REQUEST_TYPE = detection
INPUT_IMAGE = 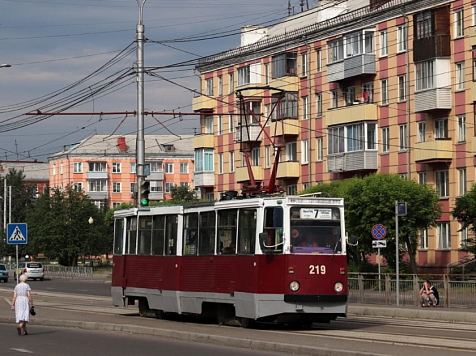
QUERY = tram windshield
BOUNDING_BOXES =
[290,207,342,254]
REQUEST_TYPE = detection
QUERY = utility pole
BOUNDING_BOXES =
[136,0,147,208]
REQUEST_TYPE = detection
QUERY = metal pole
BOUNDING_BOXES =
[136,0,147,207]
[395,200,399,306]
[378,248,381,292]
[3,179,6,230]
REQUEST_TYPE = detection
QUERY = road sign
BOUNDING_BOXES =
[372,224,386,239]
[7,223,28,245]
[397,202,407,216]
[372,240,387,248]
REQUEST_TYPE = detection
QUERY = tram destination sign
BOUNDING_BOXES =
[300,208,332,219]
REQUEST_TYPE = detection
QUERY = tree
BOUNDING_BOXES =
[26,185,108,266]
[452,184,476,254]
[302,174,442,272]
[170,185,197,202]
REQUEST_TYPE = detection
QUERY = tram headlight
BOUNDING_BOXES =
[289,281,300,292]
[334,282,343,293]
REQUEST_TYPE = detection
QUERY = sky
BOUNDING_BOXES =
[0,0,319,163]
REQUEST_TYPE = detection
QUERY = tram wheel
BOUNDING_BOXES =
[217,306,227,325]
[240,317,255,328]
[155,309,165,319]
[138,299,149,317]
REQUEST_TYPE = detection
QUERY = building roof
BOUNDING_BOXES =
[48,134,195,160]
[0,161,49,182]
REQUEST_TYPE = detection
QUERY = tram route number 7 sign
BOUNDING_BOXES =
[371,224,386,240]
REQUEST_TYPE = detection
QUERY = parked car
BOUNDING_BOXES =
[14,262,45,281]
[0,264,8,283]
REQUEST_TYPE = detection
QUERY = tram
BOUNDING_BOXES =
[111,193,356,327]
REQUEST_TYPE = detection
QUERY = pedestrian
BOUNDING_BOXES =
[419,280,439,307]
[11,274,34,335]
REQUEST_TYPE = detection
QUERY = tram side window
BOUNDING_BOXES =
[199,211,215,255]
[183,213,198,256]
[126,217,137,255]
[138,216,152,255]
[238,209,256,254]
[263,207,283,252]
[113,218,124,255]
[165,215,178,255]
[152,215,165,255]
[217,209,237,255]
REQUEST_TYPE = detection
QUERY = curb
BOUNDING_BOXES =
[0,316,380,356]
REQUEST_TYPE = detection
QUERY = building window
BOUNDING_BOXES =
[437,222,450,249]
[302,182,310,190]
[328,38,343,63]
[237,65,250,86]
[113,182,121,193]
[287,185,297,195]
[397,25,407,52]
[264,63,269,85]
[316,93,322,117]
[218,75,223,96]
[418,122,426,143]
[434,118,448,139]
[344,86,355,106]
[420,230,428,250]
[113,202,122,208]
[112,162,121,173]
[180,163,189,174]
[302,96,308,120]
[73,182,83,192]
[229,114,234,133]
[455,9,464,38]
[316,48,322,72]
[217,115,223,135]
[456,62,465,90]
[93,201,106,210]
[89,162,106,172]
[59,163,63,175]
[458,168,467,196]
[251,147,260,166]
[399,124,407,150]
[165,182,174,193]
[301,140,308,164]
[271,52,297,78]
[379,30,388,57]
[416,11,432,39]
[473,5,476,26]
[416,60,434,91]
[317,137,323,161]
[195,149,214,172]
[150,181,163,192]
[382,127,389,153]
[362,82,374,103]
[473,47,476,81]
[204,116,214,134]
[230,151,235,172]
[328,126,345,154]
[458,115,466,142]
[205,78,213,96]
[285,142,297,161]
[130,182,137,194]
[347,123,364,152]
[149,162,162,172]
[264,146,270,168]
[301,52,307,76]
[165,163,174,174]
[400,173,407,180]
[418,172,426,185]
[52,165,56,176]
[218,153,224,174]
[73,162,82,173]
[331,90,338,108]
[380,79,388,105]
[435,170,449,198]
[229,73,234,94]
[88,180,106,192]
[180,182,189,188]
[130,163,136,173]
[460,223,468,248]
[398,75,406,101]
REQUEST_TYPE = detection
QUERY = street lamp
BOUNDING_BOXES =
[87,217,93,266]
[0,64,11,68]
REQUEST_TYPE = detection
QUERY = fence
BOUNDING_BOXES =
[44,265,94,280]
[348,273,476,309]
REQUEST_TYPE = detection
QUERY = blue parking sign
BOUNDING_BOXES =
[7,223,28,244]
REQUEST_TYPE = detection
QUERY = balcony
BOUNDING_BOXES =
[470,136,476,155]
[235,124,263,142]
[413,35,450,62]
[327,60,344,82]
[146,172,164,181]
[471,82,476,103]
[193,134,214,149]
[327,151,378,173]
[87,171,107,179]
[87,191,108,200]
[149,192,164,200]
[414,88,452,113]
[270,118,299,136]
[326,103,378,126]
[194,171,215,187]
[327,54,376,83]
[192,95,215,111]
[276,161,300,179]
[414,140,453,162]
[269,76,299,93]
[469,26,476,47]
[235,166,264,183]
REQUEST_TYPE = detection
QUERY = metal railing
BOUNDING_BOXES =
[348,273,476,309]
[44,266,94,280]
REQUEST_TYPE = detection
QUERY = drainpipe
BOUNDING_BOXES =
[403,11,411,180]
[306,39,312,186]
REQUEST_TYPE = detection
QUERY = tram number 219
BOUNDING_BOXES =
[309,265,326,275]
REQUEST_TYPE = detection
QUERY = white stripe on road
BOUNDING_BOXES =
[10,348,34,353]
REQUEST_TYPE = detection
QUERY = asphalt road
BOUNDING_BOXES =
[0,323,282,356]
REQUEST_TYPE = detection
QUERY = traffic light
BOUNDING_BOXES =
[140,180,150,206]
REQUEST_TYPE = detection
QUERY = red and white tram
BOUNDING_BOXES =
[111,194,354,327]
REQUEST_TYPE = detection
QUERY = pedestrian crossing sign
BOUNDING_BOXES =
[7,223,28,244]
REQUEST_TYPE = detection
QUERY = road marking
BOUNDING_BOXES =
[10,348,34,353]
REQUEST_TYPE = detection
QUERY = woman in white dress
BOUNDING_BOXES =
[11,274,34,335]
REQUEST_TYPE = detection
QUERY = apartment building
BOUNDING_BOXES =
[191,0,475,270]
[49,135,194,209]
